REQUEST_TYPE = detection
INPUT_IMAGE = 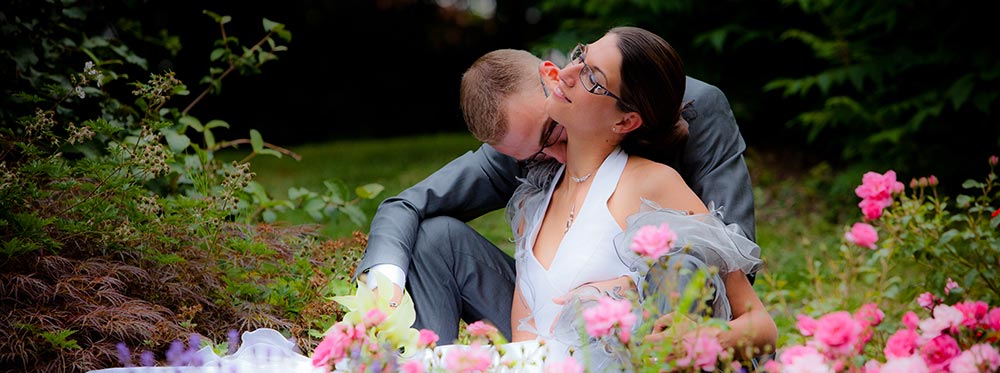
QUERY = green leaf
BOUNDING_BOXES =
[262,210,277,223]
[324,179,349,205]
[262,18,283,32]
[250,129,264,152]
[355,183,385,199]
[162,129,191,153]
[204,129,216,149]
[257,148,282,158]
[205,120,229,129]
[304,198,325,221]
[962,179,984,189]
[62,7,86,20]
[210,48,226,61]
[938,229,959,246]
[955,194,972,208]
[341,204,367,226]
[41,329,81,350]
[947,74,975,110]
[288,187,315,201]
[180,116,204,132]
[276,29,292,42]
[203,10,222,22]
[244,181,268,200]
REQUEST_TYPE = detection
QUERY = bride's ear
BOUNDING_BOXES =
[616,112,643,134]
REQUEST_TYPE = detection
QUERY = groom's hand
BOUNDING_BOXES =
[552,275,636,305]
[359,273,404,309]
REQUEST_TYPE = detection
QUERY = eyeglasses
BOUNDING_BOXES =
[523,120,563,164]
[568,44,636,112]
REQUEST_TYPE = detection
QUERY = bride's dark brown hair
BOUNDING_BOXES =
[610,26,688,163]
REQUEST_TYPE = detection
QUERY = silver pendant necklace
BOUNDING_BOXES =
[565,203,575,233]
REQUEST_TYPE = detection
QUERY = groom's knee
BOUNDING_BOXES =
[413,216,467,260]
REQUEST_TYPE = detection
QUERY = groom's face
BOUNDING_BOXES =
[492,62,568,164]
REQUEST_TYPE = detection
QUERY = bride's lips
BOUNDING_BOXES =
[552,86,572,103]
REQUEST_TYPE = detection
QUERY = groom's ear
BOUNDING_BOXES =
[616,112,643,134]
[539,61,560,87]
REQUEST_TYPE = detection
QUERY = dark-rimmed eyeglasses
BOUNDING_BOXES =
[522,120,563,165]
[569,43,636,112]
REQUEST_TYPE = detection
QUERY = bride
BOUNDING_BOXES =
[507,26,776,368]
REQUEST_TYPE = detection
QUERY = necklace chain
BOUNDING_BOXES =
[570,173,592,183]
[565,203,575,233]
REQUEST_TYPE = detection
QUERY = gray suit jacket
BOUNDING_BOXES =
[357,76,755,278]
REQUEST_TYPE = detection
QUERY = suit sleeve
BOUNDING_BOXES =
[681,77,756,242]
[355,143,522,278]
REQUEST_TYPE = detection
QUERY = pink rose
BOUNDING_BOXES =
[944,278,960,295]
[364,309,386,327]
[778,345,820,365]
[466,321,498,339]
[544,356,585,373]
[859,199,886,220]
[814,311,863,356]
[781,346,832,373]
[630,223,677,260]
[400,360,425,373]
[762,359,782,373]
[983,307,1000,331]
[953,301,989,328]
[444,343,492,373]
[845,223,879,249]
[991,155,999,167]
[920,334,961,371]
[677,333,724,371]
[917,292,937,309]
[582,297,636,342]
[880,355,929,373]
[949,344,1000,373]
[855,170,905,199]
[854,303,885,327]
[796,314,818,336]
[312,326,350,368]
[864,359,882,373]
[902,311,921,330]
[417,329,439,349]
[884,328,919,359]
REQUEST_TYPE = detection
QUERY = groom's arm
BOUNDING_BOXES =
[355,143,521,284]
[681,77,756,242]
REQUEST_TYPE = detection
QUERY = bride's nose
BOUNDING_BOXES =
[557,65,578,87]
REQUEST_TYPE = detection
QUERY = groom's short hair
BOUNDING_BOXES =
[460,49,541,144]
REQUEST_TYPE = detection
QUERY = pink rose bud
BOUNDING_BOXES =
[991,155,999,166]
[845,222,878,249]
[928,175,938,187]
[909,178,919,189]
[918,177,928,187]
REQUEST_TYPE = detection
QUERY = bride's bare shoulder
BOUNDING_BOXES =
[625,156,683,184]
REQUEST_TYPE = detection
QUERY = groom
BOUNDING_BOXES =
[354,49,755,343]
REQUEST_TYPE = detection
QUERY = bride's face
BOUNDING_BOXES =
[544,33,630,138]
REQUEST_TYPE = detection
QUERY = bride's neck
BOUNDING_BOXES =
[564,139,617,180]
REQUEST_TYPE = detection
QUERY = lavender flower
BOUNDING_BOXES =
[116,342,133,367]
[140,350,156,367]
[227,329,240,355]
[165,340,184,366]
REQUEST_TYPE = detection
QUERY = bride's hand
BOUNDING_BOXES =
[552,275,636,305]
